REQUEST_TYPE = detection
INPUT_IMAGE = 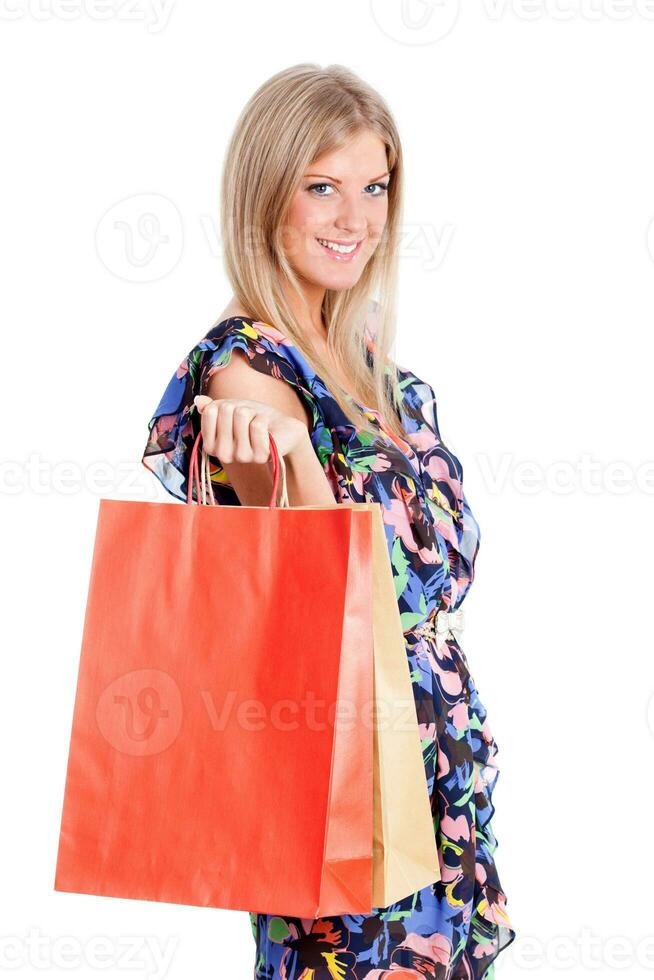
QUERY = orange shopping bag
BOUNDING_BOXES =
[54,433,376,918]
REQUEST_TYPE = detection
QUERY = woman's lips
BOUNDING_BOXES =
[315,237,364,262]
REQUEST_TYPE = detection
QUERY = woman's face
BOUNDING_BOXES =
[282,130,390,296]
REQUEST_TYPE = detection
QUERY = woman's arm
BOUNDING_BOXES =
[198,349,336,507]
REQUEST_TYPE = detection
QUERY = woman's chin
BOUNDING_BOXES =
[301,266,366,293]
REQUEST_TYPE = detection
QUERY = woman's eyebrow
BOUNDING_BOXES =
[305,171,391,184]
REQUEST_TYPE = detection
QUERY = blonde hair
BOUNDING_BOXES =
[219,62,407,441]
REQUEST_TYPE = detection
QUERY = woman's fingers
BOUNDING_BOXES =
[231,406,272,465]
[194,394,299,464]
[249,416,273,464]
[214,401,237,462]
[197,398,222,456]
[231,404,257,464]
[193,394,218,452]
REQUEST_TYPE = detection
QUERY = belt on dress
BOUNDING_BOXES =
[411,607,465,648]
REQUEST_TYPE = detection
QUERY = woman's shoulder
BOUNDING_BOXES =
[180,313,310,399]
[207,314,292,348]
[202,314,305,372]
[142,313,324,503]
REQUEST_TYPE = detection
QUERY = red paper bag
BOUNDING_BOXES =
[54,435,376,917]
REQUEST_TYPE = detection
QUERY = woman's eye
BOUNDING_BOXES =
[307,181,390,197]
[364,182,390,196]
[308,183,335,196]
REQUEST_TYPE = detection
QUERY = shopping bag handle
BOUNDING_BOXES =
[187,429,288,508]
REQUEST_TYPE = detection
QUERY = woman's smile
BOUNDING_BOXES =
[315,235,365,262]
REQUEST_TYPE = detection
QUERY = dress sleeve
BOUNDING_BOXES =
[395,363,443,442]
[141,318,325,505]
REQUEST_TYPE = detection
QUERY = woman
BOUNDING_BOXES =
[142,63,516,980]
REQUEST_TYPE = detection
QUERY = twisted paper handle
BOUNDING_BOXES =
[187,429,289,508]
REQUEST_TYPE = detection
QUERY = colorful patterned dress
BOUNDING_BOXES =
[141,315,516,979]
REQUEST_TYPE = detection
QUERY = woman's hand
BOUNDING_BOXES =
[193,394,309,464]
[193,350,335,506]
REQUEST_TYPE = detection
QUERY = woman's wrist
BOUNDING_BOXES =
[286,427,315,466]
[283,428,335,505]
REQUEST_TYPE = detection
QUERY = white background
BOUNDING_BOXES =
[1,1,653,978]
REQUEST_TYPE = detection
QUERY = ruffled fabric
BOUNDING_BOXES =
[141,317,332,505]
[142,315,516,978]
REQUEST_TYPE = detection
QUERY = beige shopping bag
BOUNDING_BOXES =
[295,501,441,904]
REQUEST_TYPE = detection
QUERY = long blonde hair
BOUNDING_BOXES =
[220,63,407,441]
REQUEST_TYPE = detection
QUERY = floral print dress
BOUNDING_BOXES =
[141,315,516,980]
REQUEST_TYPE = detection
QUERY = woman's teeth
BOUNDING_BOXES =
[317,238,359,254]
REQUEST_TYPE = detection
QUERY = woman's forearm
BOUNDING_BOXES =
[284,431,337,506]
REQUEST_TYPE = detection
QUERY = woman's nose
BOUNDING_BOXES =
[333,195,368,236]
